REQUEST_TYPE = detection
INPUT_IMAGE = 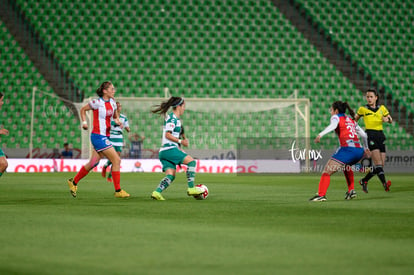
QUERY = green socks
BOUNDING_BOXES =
[156,174,175,192]
[104,160,112,168]
[155,160,196,192]
[186,161,196,188]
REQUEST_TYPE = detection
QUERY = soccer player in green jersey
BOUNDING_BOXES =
[102,102,130,182]
[150,97,204,200]
[0,92,9,178]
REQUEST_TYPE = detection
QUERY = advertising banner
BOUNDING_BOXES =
[6,159,300,173]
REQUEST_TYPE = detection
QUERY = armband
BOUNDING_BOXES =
[178,139,182,144]
[82,121,87,125]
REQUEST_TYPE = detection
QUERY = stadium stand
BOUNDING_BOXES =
[0,19,81,150]
[294,0,414,114]
[1,0,413,153]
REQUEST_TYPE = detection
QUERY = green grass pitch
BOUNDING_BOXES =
[0,172,413,274]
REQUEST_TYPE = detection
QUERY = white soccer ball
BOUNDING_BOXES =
[194,184,209,200]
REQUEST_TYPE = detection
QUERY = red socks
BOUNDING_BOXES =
[318,169,354,196]
[318,173,330,196]
[111,171,121,191]
[343,169,354,192]
[74,166,89,184]
[73,166,121,191]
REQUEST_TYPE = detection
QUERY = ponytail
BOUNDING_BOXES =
[332,101,356,120]
[151,96,184,116]
[344,102,356,120]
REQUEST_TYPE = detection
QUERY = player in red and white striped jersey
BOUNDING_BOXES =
[67,81,130,198]
[310,101,369,202]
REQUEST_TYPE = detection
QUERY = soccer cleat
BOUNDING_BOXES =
[114,189,130,198]
[345,189,357,200]
[309,194,327,202]
[151,191,165,201]
[383,180,391,192]
[67,178,77,197]
[187,186,205,196]
[359,179,368,193]
[101,166,106,178]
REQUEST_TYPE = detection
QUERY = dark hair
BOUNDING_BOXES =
[151,96,184,116]
[0,92,3,98]
[96,81,113,97]
[332,101,356,120]
[366,88,379,105]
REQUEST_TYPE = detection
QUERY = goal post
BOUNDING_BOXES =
[28,86,81,157]
[79,97,311,170]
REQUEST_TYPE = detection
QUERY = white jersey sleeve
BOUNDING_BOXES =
[160,113,182,151]
[88,98,101,110]
[318,115,339,137]
[165,121,176,132]
[355,124,368,150]
[123,115,129,128]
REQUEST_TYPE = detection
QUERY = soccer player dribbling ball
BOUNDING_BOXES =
[309,101,369,202]
[67,81,130,198]
[355,88,392,193]
[0,92,9,178]
[150,96,204,201]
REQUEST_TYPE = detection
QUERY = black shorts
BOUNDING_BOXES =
[366,130,386,152]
